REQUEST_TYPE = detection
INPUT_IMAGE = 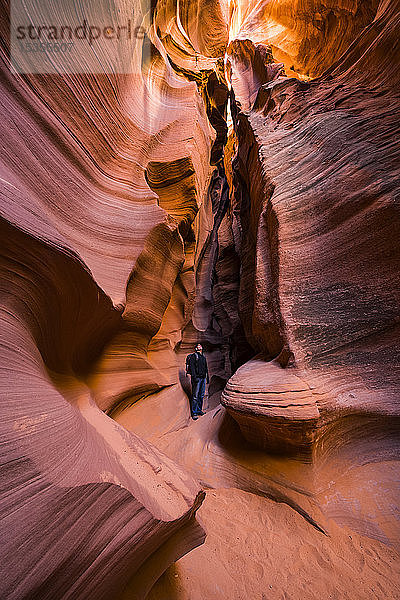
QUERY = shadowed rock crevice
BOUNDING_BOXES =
[1,0,400,598]
[229,109,286,360]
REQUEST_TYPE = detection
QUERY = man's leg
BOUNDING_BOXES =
[191,377,200,416]
[197,378,206,414]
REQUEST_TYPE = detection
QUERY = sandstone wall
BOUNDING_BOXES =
[1,0,399,597]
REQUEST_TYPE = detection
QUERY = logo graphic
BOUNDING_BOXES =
[11,0,150,74]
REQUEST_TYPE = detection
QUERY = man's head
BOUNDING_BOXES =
[195,343,203,353]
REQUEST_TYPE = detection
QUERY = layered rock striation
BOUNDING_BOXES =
[1,0,400,598]
[218,0,400,553]
[0,0,221,595]
[222,357,320,454]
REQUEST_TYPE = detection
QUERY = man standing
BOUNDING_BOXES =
[185,343,209,420]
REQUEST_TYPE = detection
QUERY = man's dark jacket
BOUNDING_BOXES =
[186,352,209,383]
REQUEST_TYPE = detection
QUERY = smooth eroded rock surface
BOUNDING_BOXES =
[1,0,399,598]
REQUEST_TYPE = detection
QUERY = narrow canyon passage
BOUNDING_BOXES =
[0,0,399,599]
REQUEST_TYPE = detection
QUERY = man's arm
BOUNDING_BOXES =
[205,358,209,384]
[185,354,190,375]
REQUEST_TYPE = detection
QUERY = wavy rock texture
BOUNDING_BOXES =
[0,217,205,600]
[0,0,218,595]
[1,0,400,598]
[223,0,400,418]
[219,0,400,555]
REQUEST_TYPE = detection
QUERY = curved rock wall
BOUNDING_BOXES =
[0,217,204,599]
[1,0,400,597]
[0,0,220,595]
[221,0,400,550]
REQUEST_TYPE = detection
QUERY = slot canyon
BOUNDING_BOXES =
[0,0,399,598]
